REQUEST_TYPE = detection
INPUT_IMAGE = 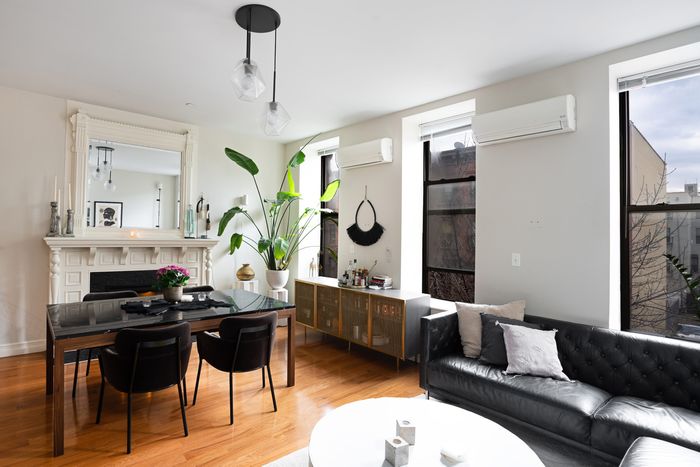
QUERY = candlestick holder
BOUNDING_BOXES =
[64,209,75,237]
[47,202,61,237]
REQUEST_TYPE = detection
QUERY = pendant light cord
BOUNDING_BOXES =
[272,26,278,103]
[245,8,252,63]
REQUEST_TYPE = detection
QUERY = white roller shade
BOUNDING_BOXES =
[618,59,700,92]
[419,114,473,141]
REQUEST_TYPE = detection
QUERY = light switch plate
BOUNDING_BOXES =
[512,253,521,267]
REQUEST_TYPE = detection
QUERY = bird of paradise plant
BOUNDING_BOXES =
[218,138,340,271]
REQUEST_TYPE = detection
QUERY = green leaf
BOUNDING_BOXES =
[277,191,300,203]
[288,150,305,168]
[286,168,297,194]
[225,148,259,176]
[320,179,340,202]
[258,238,272,254]
[229,233,243,254]
[273,237,289,260]
[217,207,245,236]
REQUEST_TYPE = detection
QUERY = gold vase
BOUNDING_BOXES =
[236,263,255,281]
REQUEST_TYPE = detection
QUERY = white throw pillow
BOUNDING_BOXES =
[455,300,526,358]
[499,323,570,381]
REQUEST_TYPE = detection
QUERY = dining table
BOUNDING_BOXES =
[45,288,296,456]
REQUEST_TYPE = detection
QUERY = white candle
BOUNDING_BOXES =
[68,183,72,210]
[53,176,57,202]
[57,189,61,214]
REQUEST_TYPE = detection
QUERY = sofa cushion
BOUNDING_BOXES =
[591,396,700,458]
[427,355,611,443]
[455,300,526,358]
[619,436,700,467]
[479,314,541,367]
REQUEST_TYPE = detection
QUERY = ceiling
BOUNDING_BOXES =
[1,1,699,142]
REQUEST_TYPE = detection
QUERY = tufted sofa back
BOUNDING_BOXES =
[525,315,700,412]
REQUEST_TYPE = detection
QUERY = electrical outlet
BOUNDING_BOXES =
[512,253,521,267]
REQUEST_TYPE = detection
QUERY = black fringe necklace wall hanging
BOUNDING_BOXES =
[347,187,384,246]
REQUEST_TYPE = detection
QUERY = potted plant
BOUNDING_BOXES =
[156,265,190,303]
[218,140,340,290]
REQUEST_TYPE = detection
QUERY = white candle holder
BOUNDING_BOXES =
[396,419,416,445]
[384,436,409,466]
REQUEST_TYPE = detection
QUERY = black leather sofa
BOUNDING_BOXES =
[420,311,700,461]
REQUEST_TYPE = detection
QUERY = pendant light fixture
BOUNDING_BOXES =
[232,5,279,102]
[232,4,290,135]
[96,145,117,192]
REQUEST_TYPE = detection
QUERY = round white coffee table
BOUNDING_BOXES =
[308,397,543,467]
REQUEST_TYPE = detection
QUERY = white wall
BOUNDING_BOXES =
[286,26,700,329]
[0,85,66,356]
[0,89,285,357]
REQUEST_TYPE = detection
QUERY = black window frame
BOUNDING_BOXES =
[319,152,339,278]
[422,137,476,301]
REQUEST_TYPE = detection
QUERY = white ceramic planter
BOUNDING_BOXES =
[266,269,289,290]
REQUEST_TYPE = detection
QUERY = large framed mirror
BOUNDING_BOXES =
[70,111,196,238]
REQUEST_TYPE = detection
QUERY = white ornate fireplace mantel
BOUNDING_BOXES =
[44,237,219,304]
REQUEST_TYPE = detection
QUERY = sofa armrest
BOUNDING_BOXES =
[420,310,461,389]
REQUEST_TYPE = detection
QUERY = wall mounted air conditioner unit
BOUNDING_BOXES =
[337,137,393,169]
[472,95,576,146]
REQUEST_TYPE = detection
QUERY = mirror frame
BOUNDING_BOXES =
[70,111,196,238]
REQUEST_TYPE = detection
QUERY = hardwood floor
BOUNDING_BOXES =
[0,325,422,465]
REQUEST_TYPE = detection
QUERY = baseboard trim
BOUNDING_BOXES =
[0,339,46,358]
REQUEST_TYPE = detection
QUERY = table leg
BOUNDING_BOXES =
[53,340,65,456]
[46,317,54,395]
[287,309,296,387]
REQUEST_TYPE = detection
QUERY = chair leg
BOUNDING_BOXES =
[85,348,92,376]
[72,349,81,398]
[266,365,277,412]
[262,367,265,388]
[177,380,188,437]
[96,374,105,424]
[192,358,203,406]
[182,373,187,406]
[229,372,234,425]
[127,391,132,454]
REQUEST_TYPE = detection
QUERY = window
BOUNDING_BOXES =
[319,151,339,278]
[421,115,476,302]
[620,61,700,336]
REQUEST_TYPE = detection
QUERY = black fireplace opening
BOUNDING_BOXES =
[90,270,158,295]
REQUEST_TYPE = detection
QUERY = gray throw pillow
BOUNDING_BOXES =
[479,314,542,367]
[499,323,570,381]
[455,300,526,358]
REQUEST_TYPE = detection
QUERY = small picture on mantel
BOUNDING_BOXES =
[94,201,123,228]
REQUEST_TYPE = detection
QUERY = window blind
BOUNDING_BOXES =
[317,147,338,157]
[419,113,473,141]
[618,59,700,92]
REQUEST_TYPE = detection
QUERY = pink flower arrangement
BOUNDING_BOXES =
[156,265,190,289]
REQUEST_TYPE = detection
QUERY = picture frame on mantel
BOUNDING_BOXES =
[68,108,197,239]
[93,201,123,228]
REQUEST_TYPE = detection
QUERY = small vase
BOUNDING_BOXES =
[163,286,183,303]
[236,263,255,281]
[266,269,289,290]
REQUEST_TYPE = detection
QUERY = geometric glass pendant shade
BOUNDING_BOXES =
[263,100,291,136]
[231,58,266,101]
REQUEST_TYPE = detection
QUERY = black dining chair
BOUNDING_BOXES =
[192,312,278,425]
[96,321,192,454]
[183,285,214,293]
[72,290,139,398]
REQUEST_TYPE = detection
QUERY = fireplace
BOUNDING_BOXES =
[90,270,158,295]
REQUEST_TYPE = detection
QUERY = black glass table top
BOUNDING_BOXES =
[47,289,294,339]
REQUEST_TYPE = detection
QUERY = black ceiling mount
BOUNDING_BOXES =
[234,4,280,33]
